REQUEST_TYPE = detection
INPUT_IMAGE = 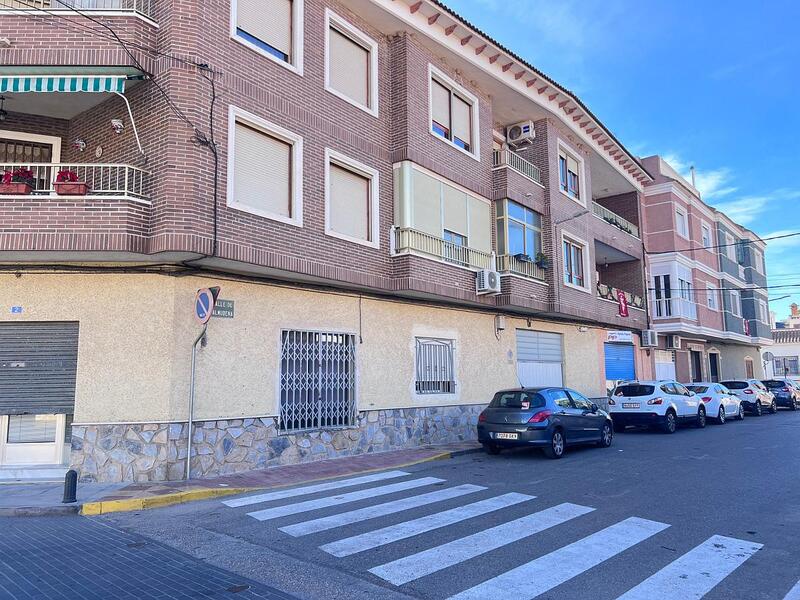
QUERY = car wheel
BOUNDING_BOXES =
[717,406,726,424]
[770,400,778,414]
[737,404,745,420]
[696,406,706,428]
[597,422,613,448]
[542,429,565,459]
[791,399,798,411]
[753,401,762,417]
[613,422,626,434]
[661,410,677,434]
[483,443,501,455]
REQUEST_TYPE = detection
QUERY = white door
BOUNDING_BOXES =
[655,350,676,380]
[0,414,67,466]
[516,330,563,387]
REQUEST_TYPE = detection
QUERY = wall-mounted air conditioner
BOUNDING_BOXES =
[506,120,535,145]
[641,330,658,347]
[476,269,501,295]
[666,335,681,350]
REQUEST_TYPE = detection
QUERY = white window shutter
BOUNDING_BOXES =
[431,79,451,131]
[234,122,291,218]
[567,155,579,175]
[442,184,468,236]
[329,28,370,107]
[451,95,471,145]
[238,0,292,58]
[411,169,442,236]
[329,163,370,241]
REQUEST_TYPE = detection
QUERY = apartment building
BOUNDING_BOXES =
[640,156,772,383]
[0,0,654,481]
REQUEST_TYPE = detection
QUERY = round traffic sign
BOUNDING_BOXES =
[194,288,215,324]
[763,351,775,362]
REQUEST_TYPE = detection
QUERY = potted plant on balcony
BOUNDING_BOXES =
[0,168,35,195]
[534,252,550,269]
[54,169,89,196]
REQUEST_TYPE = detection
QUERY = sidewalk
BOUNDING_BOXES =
[0,441,481,517]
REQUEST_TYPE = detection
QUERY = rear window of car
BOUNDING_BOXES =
[489,391,546,409]
[687,385,708,394]
[762,380,786,388]
[721,381,748,390]
[614,384,655,397]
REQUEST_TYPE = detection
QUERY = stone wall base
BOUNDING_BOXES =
[70,405,483,482]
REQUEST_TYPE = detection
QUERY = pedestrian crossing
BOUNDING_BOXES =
[220,470,767,599]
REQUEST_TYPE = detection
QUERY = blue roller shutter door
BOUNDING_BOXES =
[604,343,635,381]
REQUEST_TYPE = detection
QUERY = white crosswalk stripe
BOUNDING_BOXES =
[247,477,444,521]
[448,516,670,600]
[616,535,763,600]
[279,483,486,537]
[369,502,594,586]
[222,470,410,508]
[783,579,800,600]
[321,492,535,558]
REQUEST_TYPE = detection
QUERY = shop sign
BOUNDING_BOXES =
[607,330,634,344]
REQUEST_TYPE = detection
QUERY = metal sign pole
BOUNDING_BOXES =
[186,323,207,480]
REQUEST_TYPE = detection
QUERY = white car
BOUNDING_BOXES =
[686,382,744,423]
[720,379,777,416]
[609,380,706,434]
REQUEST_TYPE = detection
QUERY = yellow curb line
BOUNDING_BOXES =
[80,448,469,516]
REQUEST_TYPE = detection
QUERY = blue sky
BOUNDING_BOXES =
[448,0,800,319]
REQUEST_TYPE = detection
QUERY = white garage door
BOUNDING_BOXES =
[516,330,563,387]
[655,350,676,380]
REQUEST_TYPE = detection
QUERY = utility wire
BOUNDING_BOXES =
[645,231,800,256]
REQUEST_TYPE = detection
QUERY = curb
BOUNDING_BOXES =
[0,505,81,517]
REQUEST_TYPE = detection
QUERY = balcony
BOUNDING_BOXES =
[391,227,494,270]
[652,297,697,320]
[492,149,543,186]
[592,201,639,238]
[497,254,545,281]
[0,0,154,18]
[597,282,644,311]
[0,163,150,202]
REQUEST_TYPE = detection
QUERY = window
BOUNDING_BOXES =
[558,147,582,202]
[489,391,545,409]
[752,248,765,274]
[325,10,378,115]
[562,237,587,289]
[325,149,379,247]
[415,337,455,394]
[745,358,755,379]
[227,106,303,226]
[496,199,542,259]
[701,223,712,249]
[428,65,479,158]
[706,283,718,310]
[232,0,303,74]
[774,357,800,376]
[758,299,769,323]
[653,274,673,317]
[673,383,691,396]
[568,390,592,410]
[723,232,736,260]
[729,289,742,317]
[443,229,468,266]
[279,330,356,432]
[550,390,572,409]
[7,414,57,444]
[675,208,689,238]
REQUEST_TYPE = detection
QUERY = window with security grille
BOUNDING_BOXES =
[415,338,456,394]
[279,330,356,432]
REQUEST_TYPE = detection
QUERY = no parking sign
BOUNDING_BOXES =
[194,287,220,324]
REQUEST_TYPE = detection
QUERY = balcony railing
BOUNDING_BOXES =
[497,254,545,281]
[0,0,153,18]
[0,163,150,202]
[591,201,639,238]
[651,296,697,320]
[492,149,543,186]
[391,227,494,270]
[597,282,645,310]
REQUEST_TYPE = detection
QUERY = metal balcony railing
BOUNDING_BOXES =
[492,149,543,186]
[391,227,494,270]
[592,201,640,238]
[0,163,150,201]
[597,282,645,310]
[496,254,545,281]
[0,0,153,18]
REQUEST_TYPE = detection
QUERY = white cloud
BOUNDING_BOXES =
[660,153,736,200]
[712,197,768,226]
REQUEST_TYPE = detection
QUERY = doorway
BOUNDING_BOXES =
[690,351,703,383]
[709,353,720,382]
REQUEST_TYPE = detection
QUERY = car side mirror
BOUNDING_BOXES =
[688,391,696,397]
[590,403,599,413]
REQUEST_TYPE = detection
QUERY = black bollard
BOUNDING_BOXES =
[62,469,77,504]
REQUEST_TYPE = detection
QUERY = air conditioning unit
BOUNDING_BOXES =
[666,335,681,350]
[506,120,535,145]
[641,330,658,347]
[476,269,501,295]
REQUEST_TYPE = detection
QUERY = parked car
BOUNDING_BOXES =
[686,382,744,423]
[720,379,777,416]
[477,387,613,459]
[608,380,706,434]
[760,378,800,411]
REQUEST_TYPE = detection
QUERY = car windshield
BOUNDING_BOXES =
[614,384,655,397]
[489,391,546,410]
[687,385,708,394]
[721,381,748,390]
[762,380,787,388]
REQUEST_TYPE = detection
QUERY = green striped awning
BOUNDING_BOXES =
[0,75,126,94]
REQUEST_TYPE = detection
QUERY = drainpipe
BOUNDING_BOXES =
[186,324,208,480]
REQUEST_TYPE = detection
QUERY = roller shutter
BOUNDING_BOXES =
[516,330,563,387]
[0,322,79,415]
[604,343,635,381]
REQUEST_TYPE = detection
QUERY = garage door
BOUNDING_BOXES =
[516,330,563,387]
[0,322,79,415]
[604,343,635,381]
[655,349,676,381]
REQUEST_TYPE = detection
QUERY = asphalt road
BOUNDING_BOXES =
[100,408,800,600]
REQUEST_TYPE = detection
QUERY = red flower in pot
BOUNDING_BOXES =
[0,167,35,195]
[54,169,89,196]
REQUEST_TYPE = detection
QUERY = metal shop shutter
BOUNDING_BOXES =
[604,343,635,381]
[0,322,79,415]
[516,330,563,387]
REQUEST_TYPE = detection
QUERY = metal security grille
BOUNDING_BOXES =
[279,330,356,432]
[0,322,79,415]
[415,338,455,394]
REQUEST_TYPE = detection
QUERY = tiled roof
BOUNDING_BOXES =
[772,329,800,344]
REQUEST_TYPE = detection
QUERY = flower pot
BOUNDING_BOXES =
[54,181,89,196]
[0,182,32,195]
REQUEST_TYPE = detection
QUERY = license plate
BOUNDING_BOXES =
[495,432,518,440]
[622,403,639,409]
